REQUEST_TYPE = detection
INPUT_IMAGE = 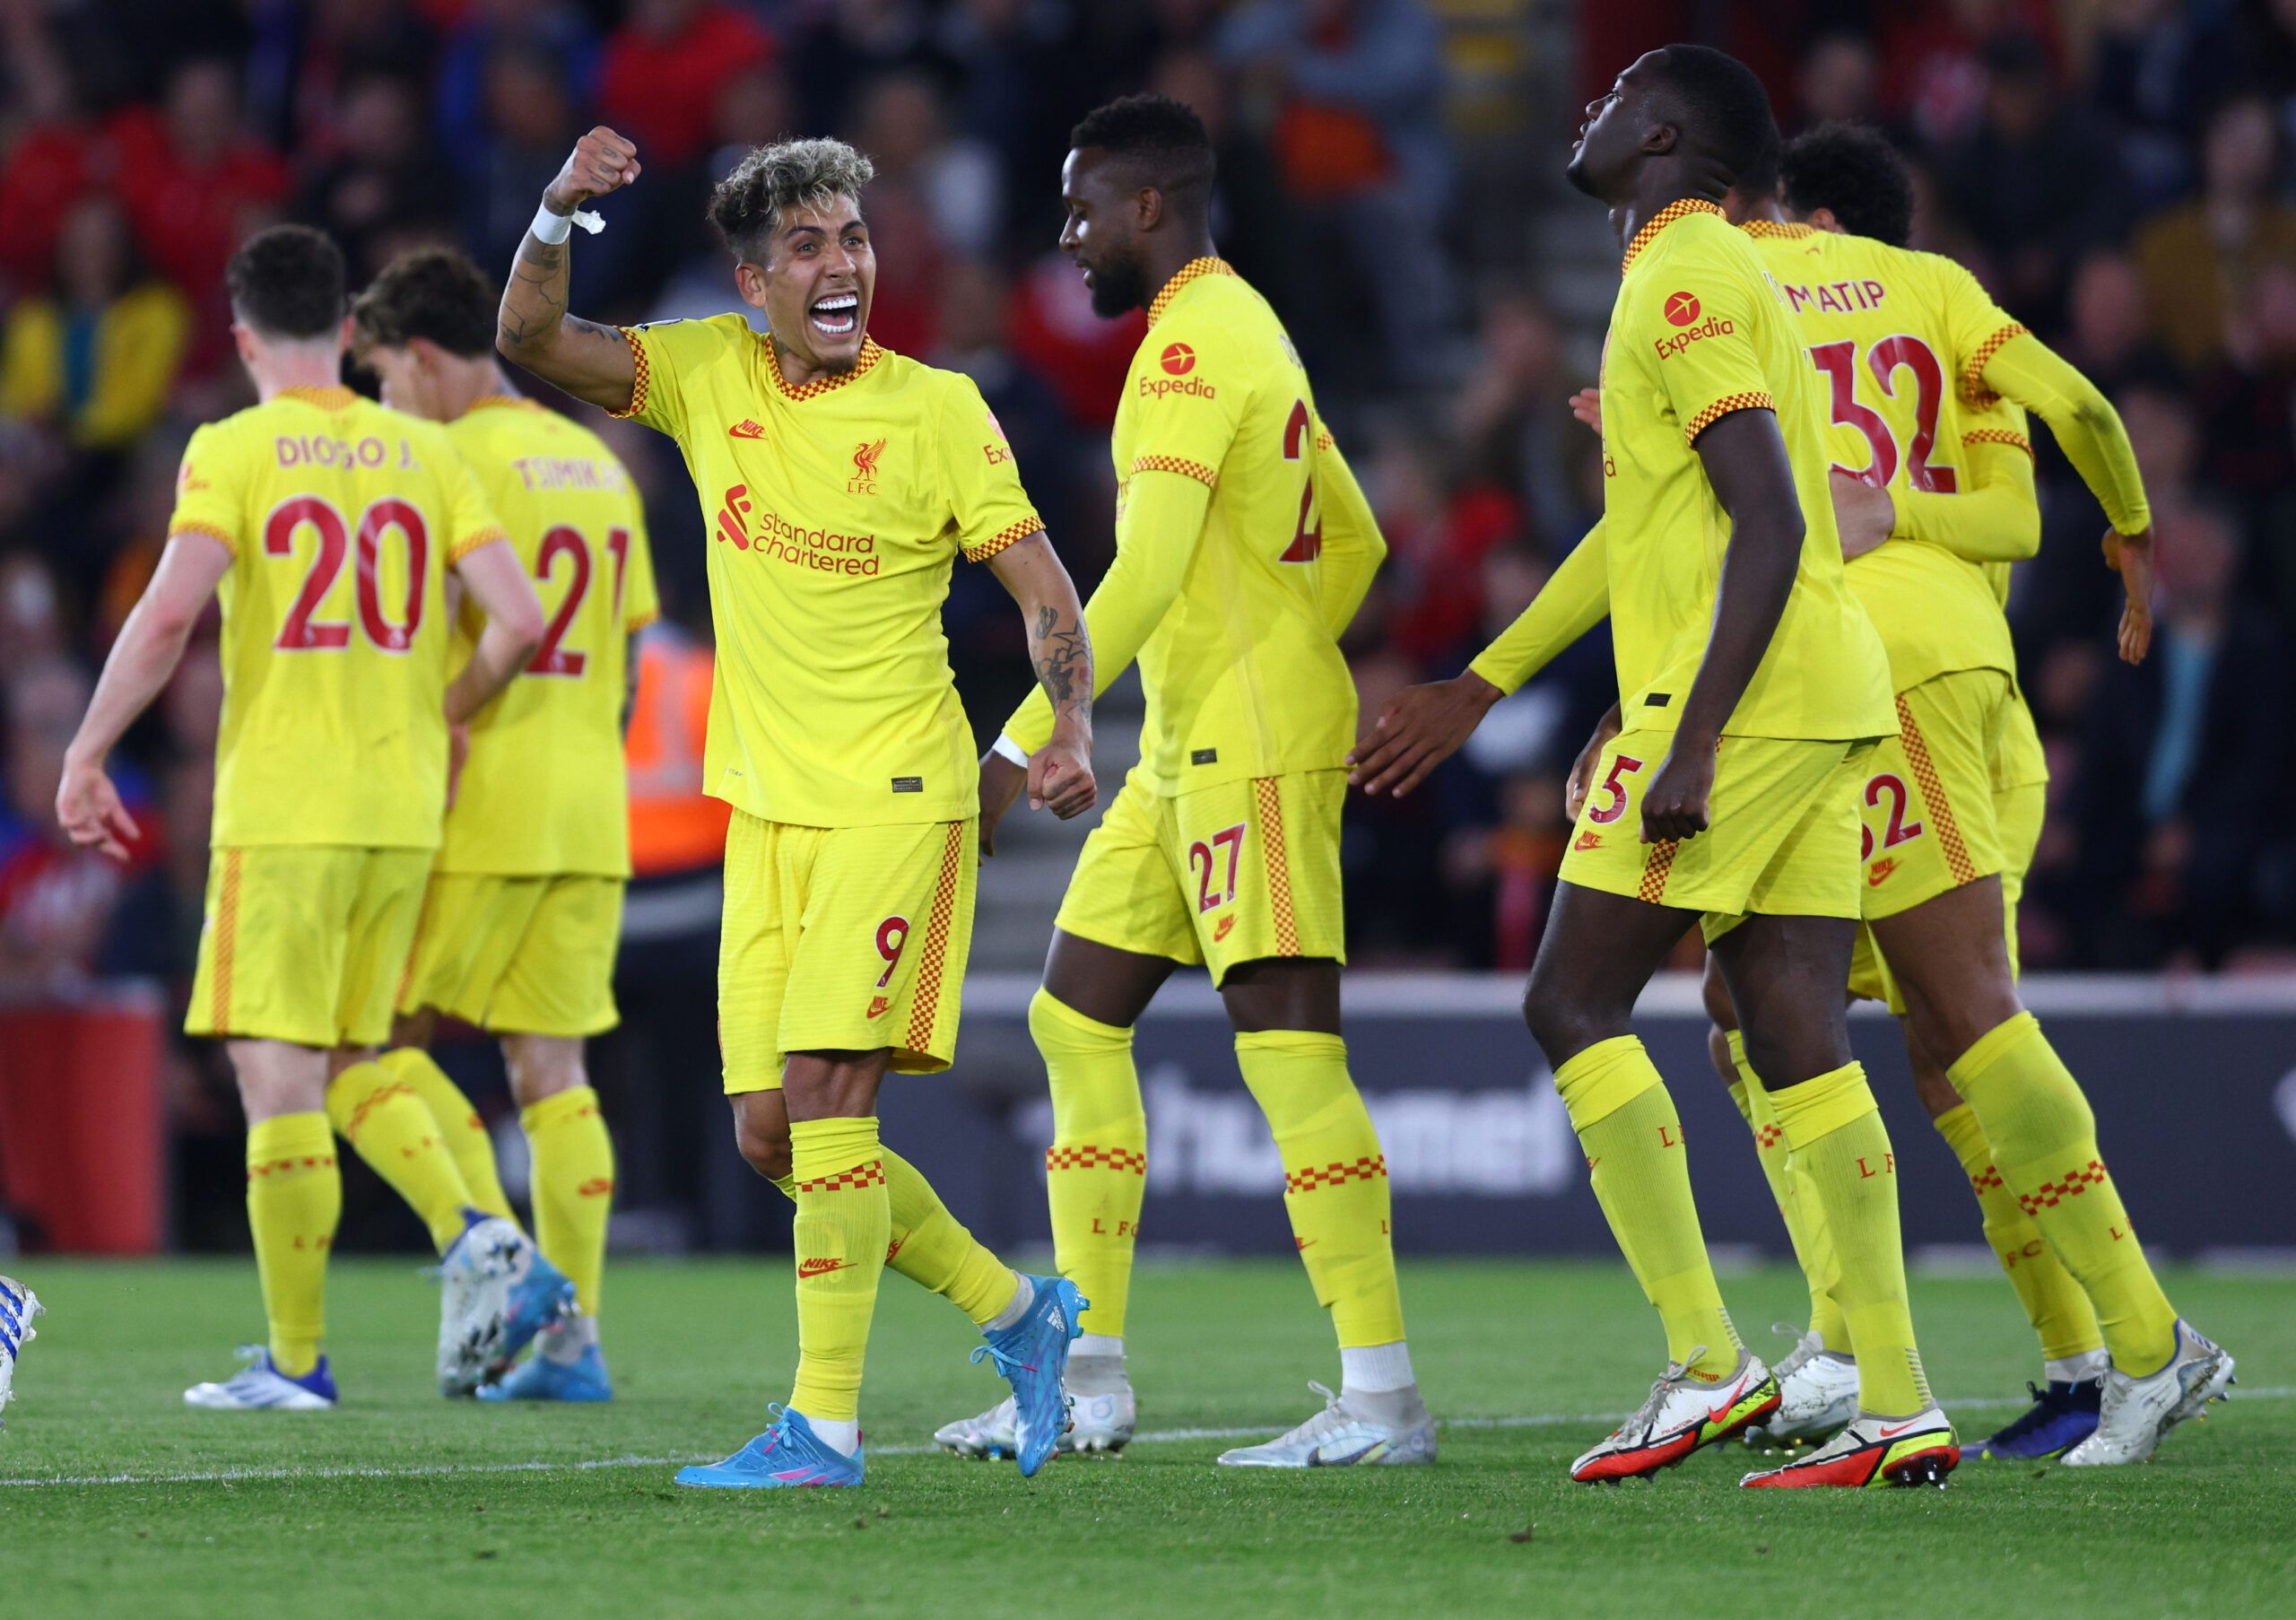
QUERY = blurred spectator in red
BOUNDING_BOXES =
[1217,0,1455,388]
[464,41,587,276]
[111,58,291,376]
[1007,251,1145,430]
[246,0,436,159]
[1452,292,1590,547]
[598,0,778,170]
[1794,32,1881,131]
[0,3,107,299]
[2198,264,2296,504]
[1882,0,2059,149]
[1935,31,2133,331]
[2133,97,2296,370]
[1,196,188,451]
[0,658,159,993]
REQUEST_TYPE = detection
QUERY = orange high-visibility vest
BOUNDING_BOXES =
[625,626,731,875]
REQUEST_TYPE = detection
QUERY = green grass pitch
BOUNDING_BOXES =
[3,1258,2291,1618]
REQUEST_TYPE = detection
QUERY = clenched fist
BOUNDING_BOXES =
[544,126,642,217]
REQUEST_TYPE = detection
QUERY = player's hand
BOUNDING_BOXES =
[1347,673,1503,797]
[446,722,471,809]
[2105,523,2154,665]
[1031,725,1097,821]
[977,748,1027,858]
[544,126,641,216]
[56,754,138,863]
[1639,733,1716,844]
[1564,703,1623,822]
[1831,470,1895,561]
[1569,387,1602,435]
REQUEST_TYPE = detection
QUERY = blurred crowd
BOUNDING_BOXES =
[2,0,2293,1082]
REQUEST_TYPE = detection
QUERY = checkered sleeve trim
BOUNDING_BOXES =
[448,526,509,564]
[606,327,650,420]
[1962,427,2034,458]
[1315,429,1335,454]
[962,514,1045,563]
[1683,392,1775,445]
[1045,1145,1147,1176]
[1131,455,1219,488]
[2016,1159,2109,1216]
[167,520,239,558]
[795,1160,886,1194]
[1961,324,2029,409]
[1284,1155,1388,1194]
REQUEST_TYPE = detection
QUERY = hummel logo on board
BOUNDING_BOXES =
[728,420,765,439]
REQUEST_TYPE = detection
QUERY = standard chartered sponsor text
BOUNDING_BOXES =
[745,508,882,576]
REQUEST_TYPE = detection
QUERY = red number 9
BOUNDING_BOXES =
[874,916,910,989]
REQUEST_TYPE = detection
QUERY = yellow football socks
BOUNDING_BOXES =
[882,1148,1019,1327]
[245,1112,340,1377]
[1554,1036,1739,1380]
[1768,1062,1932,1416]
[1947,1013,2177,1374]
[787,1117,890,1423]
[378,1048,516,1224]
[326,1059,473,1254]
[1726,1031,1848,1354]
[1935,1102,2103,1365]
[1032,989,1147,1339]
[1234,1031,1407,1350]
[522,1086,614,1319]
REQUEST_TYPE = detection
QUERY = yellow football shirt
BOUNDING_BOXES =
[434,396,659,876]
[166,386,506,849]
[1742,222,2025,692]
[613,317,1043,827]
[1600,202,1892,742]
[1006,259,1370,793]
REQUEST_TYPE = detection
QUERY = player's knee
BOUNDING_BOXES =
[502,1036,585,1108]
[732,1106,792,1183]
[1520,974,1609,1067]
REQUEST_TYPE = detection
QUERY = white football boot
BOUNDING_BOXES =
[1216,1382,1436,1468]
[1741,1404,1959,1488]
[435,1212,531,1396]
[1571,1347,1778,1481]
[1,1276,43,1428]
[2061,1319,2234,1467]
[185,1346,337,1410]
[1750,1326,1859,1446]
[933,1387,1137,1459]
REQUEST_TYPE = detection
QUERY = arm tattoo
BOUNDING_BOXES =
[1030,604,1092,724]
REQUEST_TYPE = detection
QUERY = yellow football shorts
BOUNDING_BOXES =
[1557,729,1873,944]
[1055,769,1347,985]
[396,872,625,1037]
[187,845,432,1049]
[718,810,975,1093]
[1848,668,2039,1008]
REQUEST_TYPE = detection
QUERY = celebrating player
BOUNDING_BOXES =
[56,225,550,1409]
[351,246,662,1402]
[1704,125,2228,1466]
[932,95,1430,1470]
[497,130,1099,1486]
[1363,48,1958,1488]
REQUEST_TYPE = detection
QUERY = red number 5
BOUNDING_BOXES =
[1587,755,1644,825]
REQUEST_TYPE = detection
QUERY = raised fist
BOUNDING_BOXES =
[544,126,641,216]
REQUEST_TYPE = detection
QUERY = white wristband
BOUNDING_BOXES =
[530,203,605,244]
[991,735,1030,767]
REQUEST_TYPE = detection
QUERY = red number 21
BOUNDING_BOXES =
[1278,399,1323,562]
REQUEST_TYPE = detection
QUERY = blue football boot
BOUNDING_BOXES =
[969,1275,1087,1477]
[1968,1378,2104,1459]
[478,1343,613,1403]
[674,1407,865,1488]
[497,1247,578,1366]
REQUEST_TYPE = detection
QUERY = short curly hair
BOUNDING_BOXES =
[708,138,876,263]
[1781,122,1916,248]
[1069,93,1213,214]
[352,247,496,359]
[227,224,345,340]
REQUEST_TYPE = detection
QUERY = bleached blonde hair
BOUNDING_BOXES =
[708,138,876,261]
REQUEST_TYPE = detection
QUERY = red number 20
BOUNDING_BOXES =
[265,494,428,653]
[1187,823,1247,912]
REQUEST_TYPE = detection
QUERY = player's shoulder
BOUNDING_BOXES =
[632,310,755,365]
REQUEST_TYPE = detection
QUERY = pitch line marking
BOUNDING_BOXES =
[0,1387,2283,1490]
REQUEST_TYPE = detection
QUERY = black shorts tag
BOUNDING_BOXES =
[1191,748,1218,765]
[1644,692,1672,709]
[891,776,924,793]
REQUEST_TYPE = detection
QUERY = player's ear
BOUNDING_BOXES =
[336,313,357,355]
[734,259,770,312]
[1810,205,1841,234]
[1642,118,1677,157]
[1135,186,1164,232]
